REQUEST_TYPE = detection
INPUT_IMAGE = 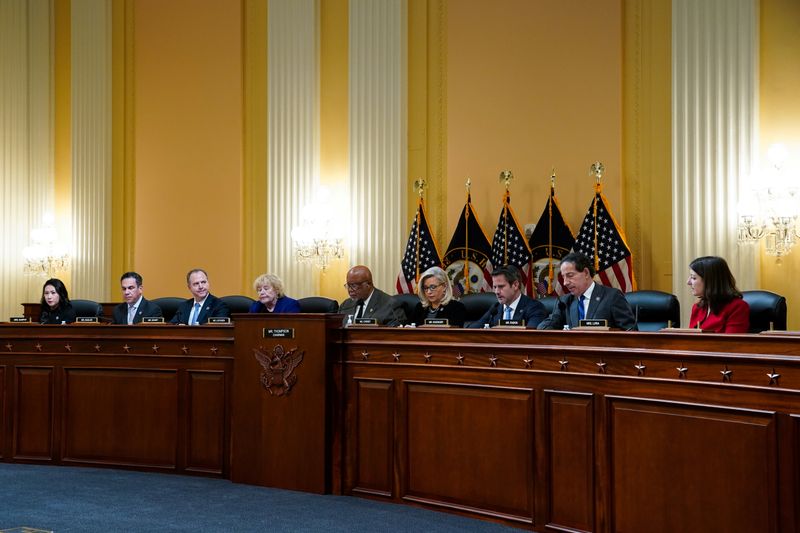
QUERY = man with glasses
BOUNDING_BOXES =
[339,265,406,326]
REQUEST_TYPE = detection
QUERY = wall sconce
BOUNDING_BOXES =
[738,144,800,261]
[23,213,71,277]
[291,189,345,271]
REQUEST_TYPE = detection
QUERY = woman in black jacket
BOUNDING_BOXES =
[410,267,466,327]
[39,278,76,324]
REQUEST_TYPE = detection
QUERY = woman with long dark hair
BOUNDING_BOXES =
[39,278,76,324]
[687,256,749,333]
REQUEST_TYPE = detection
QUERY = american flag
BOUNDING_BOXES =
[489,191,533,295]
[573,190,636,292]
[396,198,442,294]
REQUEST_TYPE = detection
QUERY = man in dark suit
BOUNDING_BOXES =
[171,269,230,325]
[112,272,163,324]
[339,265,406,326]
[537,252,637,331]
[467,265,547,328]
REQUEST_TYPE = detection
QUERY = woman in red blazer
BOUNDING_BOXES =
[687,256,749,333]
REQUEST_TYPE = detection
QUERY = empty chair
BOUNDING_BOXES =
[742,290,787,333]
[297,296,339,313]
[220,295,256,314]
[624,290,681,331]
[71,299,103,319]
[460,292,498,327]
[150,297,184,323]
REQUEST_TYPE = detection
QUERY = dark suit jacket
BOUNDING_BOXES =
[170,294,230,325]
[40,304,77,324]
[411,299,467,327]
[466,294,547,329]
[537,283,637,331]
[340,288,406,326]
[112,298,163,325]
[248,296,301,313]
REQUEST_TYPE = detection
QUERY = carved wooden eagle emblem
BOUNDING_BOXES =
[253,344,305,396]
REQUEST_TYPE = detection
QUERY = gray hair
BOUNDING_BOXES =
[417,266,453,308]
[253,273,286,298]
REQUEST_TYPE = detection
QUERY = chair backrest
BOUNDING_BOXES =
[460,292,499,326]
[297,296,339,313]
[623,290,681,331]
[742,290,787,333]
[538,296,558,316]
[71,299,103,318]
[392,294,420,322]
[151,297,185,322]
[220,295,256,314]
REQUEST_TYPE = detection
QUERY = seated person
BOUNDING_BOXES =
[687,255,749,333]
[410,266,466,327]
[171,269,230,325]
[249,273,300,313]
[112,272,163,324]
[537,252,637,330]
[39,278,76,324]
[339,265,406,326]
[467,265,546,328]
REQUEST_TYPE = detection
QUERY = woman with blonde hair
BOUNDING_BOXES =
[410,266,466,327]
[249,273,301,313]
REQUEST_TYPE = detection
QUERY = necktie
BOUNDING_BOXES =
[504,305,512,320]
[128,305,136,325]
[578,295,586,320]
[355,300,365,320]
[192,302,201,325]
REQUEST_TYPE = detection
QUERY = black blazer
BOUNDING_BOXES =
[170,294,230,325]
[467,294,547,329]
[112,298,163,325]
[537,283,637,331]
[410,299,467,328]
[40,304,77,324]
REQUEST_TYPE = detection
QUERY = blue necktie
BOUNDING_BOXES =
[504,306,512,320]
[578,295,586,320]
[192,302,201,325]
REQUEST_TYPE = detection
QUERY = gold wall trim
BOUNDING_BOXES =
[111,0,135,294]
[242,0,268,293]
[622,0,672,292]
[408,0,446,249]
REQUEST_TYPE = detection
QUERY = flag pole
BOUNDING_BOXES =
[413,179,426,284]
[547,169,555,294]
[464,178,471,293]
[499,170,513,265]
[590,162,604,273]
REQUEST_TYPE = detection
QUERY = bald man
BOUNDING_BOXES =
[339,265,406,326]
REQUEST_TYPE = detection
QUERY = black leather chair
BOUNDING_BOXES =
[392,294,421,323]
[220,295,256,314]
[460,292,498,327]
[71,299,103,318]
[539,296,558,316]
[151,297,184,322]
[297,296,339,313]
[742,290,787,333]
[623,290,681,331]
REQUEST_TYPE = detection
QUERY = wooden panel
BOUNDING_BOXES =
[186,370,226,473]
[610,397,777,533]
[62,368,178,468]
[0,365,5,459]
[14,367,54,459]
[546,390,594,532]
[353,378,393,496]
[403,381,534,522]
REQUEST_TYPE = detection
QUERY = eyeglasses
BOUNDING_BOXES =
[422,283,443,292]
[344,281,369,290]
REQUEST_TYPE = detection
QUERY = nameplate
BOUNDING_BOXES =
[142,316,165,324]
[423,318,450,327]
[660,327,705,333]
[354,318,377,325]
[208,317,231,324]
[76,316,99,323]
[498,319,524,327]
[9,316,31,323]
[264,328,294,339]
[579,319,608,328]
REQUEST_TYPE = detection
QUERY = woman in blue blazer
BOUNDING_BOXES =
[249,273,301,313]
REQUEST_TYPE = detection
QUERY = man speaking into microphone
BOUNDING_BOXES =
[467,265,547,328]
[537,252,637,331]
